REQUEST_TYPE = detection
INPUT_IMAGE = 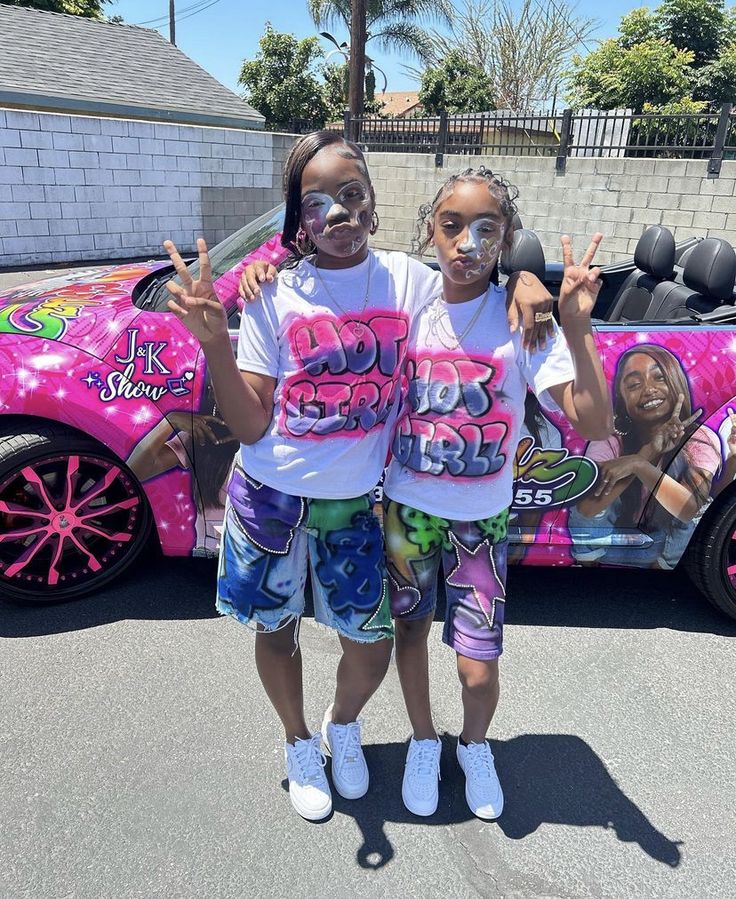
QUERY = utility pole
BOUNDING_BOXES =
[348,0,366,142]
[169,0,176,45]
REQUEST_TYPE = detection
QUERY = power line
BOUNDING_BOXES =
[175,0,226,24]
[134,0,218,27]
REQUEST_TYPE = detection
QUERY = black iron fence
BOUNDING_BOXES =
[337,104,735,176]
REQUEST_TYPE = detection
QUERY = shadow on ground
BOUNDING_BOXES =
[275,733,682,871]
[3,551,735,638]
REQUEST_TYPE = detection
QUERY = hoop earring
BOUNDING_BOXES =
[370,211,380,235]
[296,227,313,256]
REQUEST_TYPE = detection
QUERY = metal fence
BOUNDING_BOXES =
[338,104,735,176]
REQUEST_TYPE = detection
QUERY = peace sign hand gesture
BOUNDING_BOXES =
[646,393,702,457]
[164,238,228,346]
[558,233,604,321]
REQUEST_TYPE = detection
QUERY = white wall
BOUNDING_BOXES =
[0,108,297,267]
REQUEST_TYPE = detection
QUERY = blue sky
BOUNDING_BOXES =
[109,0,653,96]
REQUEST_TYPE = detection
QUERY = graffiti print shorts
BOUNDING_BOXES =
[216,465,393,643]
[383,498,509,660]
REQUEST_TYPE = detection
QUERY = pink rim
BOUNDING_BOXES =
[0,453,141,591]
[727,530,736,591]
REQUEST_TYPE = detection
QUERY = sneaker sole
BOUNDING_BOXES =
[464,786,503,820]
[289,791,332,821]
[457,750,503,820]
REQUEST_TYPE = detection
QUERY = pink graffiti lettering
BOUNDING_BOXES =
[292,314,408,378]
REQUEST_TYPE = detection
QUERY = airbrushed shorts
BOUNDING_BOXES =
[216,464,393,643]
[383,498,509,661]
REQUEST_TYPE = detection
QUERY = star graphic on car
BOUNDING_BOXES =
[82,372,101,388]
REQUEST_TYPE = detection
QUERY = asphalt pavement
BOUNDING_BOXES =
[2,557,735,899]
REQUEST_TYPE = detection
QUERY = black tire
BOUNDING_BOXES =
[0,423,152,603]
[684,489,736,620]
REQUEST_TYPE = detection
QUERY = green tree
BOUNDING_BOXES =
[308,0,451,65]
[567,0,736,109]
[655,0,728,65]
[0,0,110,15]
[239,24,329,130]
[695,44,736,100]
[619,8,658,49]
[419,50,495,114]
[415,0,597,111]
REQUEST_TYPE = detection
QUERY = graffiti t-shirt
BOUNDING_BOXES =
[236,250,439,499]
[383,285,575,520]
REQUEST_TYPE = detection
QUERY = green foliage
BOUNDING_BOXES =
[307,0,450,64]
[619,8,658,49]
[239,24,329,131]
[655,0,728,65]
[566,0,736,110]
[419,49,495,114]
[695,44,736,99]
[0,0,110,15]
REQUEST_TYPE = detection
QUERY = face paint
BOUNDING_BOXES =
[458,219,506,279]
[300,180,373,257]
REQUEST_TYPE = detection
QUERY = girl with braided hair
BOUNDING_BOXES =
[382,166,612,819]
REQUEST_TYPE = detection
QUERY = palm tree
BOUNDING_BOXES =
[307,0,452,65]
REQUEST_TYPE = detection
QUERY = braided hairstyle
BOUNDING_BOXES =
[413,166,519,284]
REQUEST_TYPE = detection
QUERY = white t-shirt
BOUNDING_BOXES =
[236,249,440,498]
[383,284,576,520]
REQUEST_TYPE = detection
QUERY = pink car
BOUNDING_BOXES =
[2,212,736,623]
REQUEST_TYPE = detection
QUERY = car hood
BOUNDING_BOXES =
[0,260,171,358]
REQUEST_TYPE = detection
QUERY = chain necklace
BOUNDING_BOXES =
[429,282,492,351]
[313,253,373,337]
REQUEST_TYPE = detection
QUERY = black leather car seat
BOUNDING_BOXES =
[604,226,675,322]
[499,228,546,282]
[644,238,736,320]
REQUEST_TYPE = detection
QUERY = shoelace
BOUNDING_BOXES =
[333,721,362,764]
[293,735,327,783]
[465,742,495,781]
[409,741,441,779]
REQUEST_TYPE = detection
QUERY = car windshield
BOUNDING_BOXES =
[181,204,284,283]
[137,204,286,312]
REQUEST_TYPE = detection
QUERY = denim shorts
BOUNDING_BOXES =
[216,464,393,643]
[383,498,509,661]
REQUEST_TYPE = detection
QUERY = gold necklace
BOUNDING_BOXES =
[430,283,492,350]
[313,253,373,337]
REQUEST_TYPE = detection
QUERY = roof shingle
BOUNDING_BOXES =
[0,5,264,128]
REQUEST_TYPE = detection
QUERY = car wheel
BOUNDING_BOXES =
[684,492,736,620]
[0,424,152,602]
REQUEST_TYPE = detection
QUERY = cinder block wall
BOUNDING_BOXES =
[368,152,736,265]
[0,108,298,267]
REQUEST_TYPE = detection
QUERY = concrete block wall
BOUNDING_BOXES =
[368,152,736,266]
[0,108,297,267]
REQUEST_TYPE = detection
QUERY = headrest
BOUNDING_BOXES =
[500,228,545,282]
[511,212,524,232]
[683,238,736,301]
[634,226,675,279]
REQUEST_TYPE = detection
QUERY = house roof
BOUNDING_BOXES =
[377,91,422,118]
[0,5,264,129]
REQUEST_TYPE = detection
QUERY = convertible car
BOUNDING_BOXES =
[2,206,736,622]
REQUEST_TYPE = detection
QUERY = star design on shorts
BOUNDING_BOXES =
[445,532,505,630]
[388,569,422,616]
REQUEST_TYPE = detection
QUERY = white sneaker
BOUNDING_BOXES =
[321,704,369,799]
[284,733,332,821]
[402,737,442,816]
[456,739,504,820]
